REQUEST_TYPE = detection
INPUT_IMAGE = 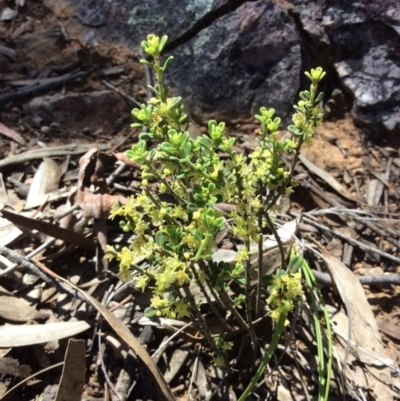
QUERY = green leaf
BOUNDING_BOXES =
[187,203,198,212]
[140,59,153,68]
[193,229,203,241]
[234,277,247,285]
[315,92,324,103]
[289,254,303,273]
[144,307,158,318]
[168,96,182,109]
[148,148,157,161]
[196,135,212,149]
[207,196,218,205]
[159,35,168,52]
[139,132,154,141]
[155,231,168,246]
[182,142,192,157]
[304,71,313,81]
[160,142,177,155]
[163,55,174,71]
[212,217,225,231]
[288,125,302,136]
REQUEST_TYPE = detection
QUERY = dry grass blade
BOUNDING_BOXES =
[34,260,176,401]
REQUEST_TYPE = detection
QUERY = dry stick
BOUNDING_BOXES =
[0,70,86,106]
[300,215,400,264]
[0,237,56,277]
[153,322,194,363]
[0,245,86,301]
[0,143,110,169]
[37,204,80,222]
[97,324,124,401]
[302,178,400,251]
[1,362,65,399]
[102,80,142,107]
[106,162,127,186]
[311,269,400,287]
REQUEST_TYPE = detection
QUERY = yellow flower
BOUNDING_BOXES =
[109,202,122,220]
[213,355,225,368]
[118,247,133,268]
[175,269,190,286]
[174,300,190,318]
[135,275,149,292]
[234,247,250,263]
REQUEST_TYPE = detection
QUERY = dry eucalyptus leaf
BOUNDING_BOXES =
[0,173,12,210]
[322,251,391,366]
[0,294,46,322]
[25,158,63,209]
[0,321,90,347]
[321,250,395,401]
[55,339,86,401]
[0,122,25,145]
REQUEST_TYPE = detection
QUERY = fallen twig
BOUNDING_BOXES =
[312,269,400,287]
[0,245,85,301]
[0,70,86,106]
[299,215,400,264]
[0,143,110,169]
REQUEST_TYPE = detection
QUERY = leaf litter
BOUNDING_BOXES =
[0,2,399,401]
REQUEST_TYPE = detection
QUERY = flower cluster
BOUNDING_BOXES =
[267,270,304,325]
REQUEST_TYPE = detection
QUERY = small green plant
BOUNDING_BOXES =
[106,34,330,399]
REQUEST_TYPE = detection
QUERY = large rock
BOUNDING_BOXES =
[290,0,400,135]
[165,1,301,122]
[66,0,400,135]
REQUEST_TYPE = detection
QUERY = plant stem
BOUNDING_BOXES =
[188,263,233,332]
[201,262,249,331]
[244,239,258,361]
[255,187,264,318]
[181,284,218,354]
[264,212,286,271]
[237,312,287,401]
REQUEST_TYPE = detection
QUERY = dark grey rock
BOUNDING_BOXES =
[75,0,109,27]
[165,1,301,122]
[292,0,400,134]
[25,91,130,133]
[65,0,400,136]
[102,0,230,47]
[76,0,301,124]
